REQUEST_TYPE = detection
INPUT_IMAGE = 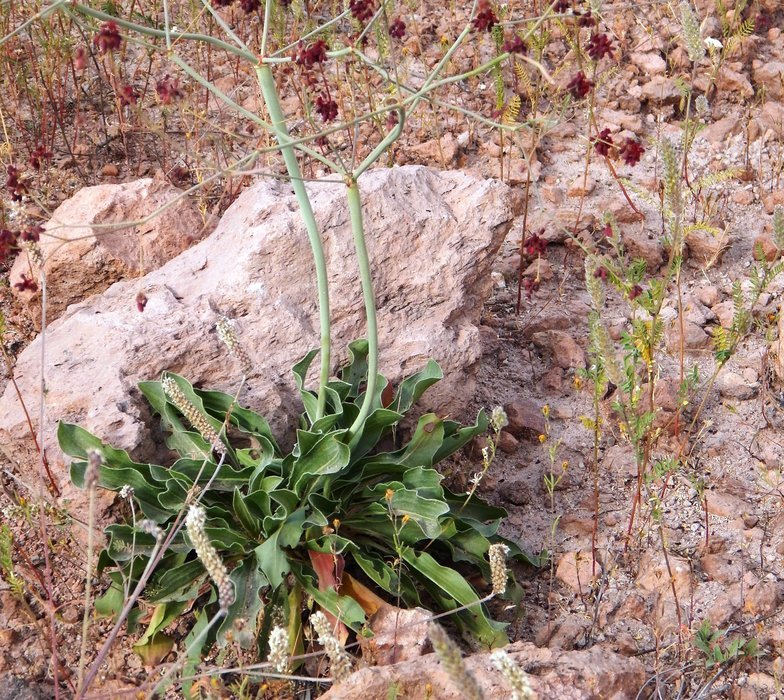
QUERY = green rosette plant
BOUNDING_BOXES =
[59,339,539,671]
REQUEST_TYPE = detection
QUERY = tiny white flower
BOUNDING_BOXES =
[490,406,509,432]
[704,37,723,50]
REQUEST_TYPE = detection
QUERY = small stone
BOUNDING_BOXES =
[614,631,640,656]
[716,65,754,98]
[532,330,585,369]
[364,605,431,665]
[717,371,757,400]
[629,52,666,76]
[695,285,720,308]
[753,231,781,261]
[541,184,564,205]
[541,367,563,392]
[568,176,596,197]
[686,227,729,266]
[759,102,784,139]
[731,188,754,205]
[560,513,595,538]
[704,491,752,518]
[708,584,743,627]
[640,76,681,104]
[405,133,459,168]
[556,551,600,595]
[665,319,711,351]
[713,300,734,328]
[752,62,784,99]
[698,117,741,146]
[742,512,759,529]
[101,163,119,177]
[621,229,664,270]
[503,399,546,439]
[498,479,531,506]
[523,258,553,281]
[498,430,519,454]
[745,582,784,616]
[700,553,742,584]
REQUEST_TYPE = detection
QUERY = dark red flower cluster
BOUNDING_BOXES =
[349,0,375,23]
[525,231,547,257]
[503,34,527,54]
[576,9,596,27]
[6,165,26,201]
[94,21,122,54]
[619,138,645,166]
[593,266,608,280]
[315,94,338,122]
[567,71,593,98]
[756,13,772,33]
[14,275,37,292]
[156,75,183,104]
[587,33,614,60]
[593,128,613,156]
[628,284,643,300]
[21,225,42,242]
[29,144,52,171]
[0,228,18,262]
[212,0,234,6]
[472,0,498,32]
[118,84,138,106]
[524,277,540,298]
[389,18,406,39]
[296,39,328,68]
[239,0,261,12]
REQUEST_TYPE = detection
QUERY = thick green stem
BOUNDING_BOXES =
[346,180,378,442]
[255,64,331,419]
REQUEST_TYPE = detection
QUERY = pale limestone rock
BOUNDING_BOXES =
[10,176,212,322]
[640,76,681,104]
[621,228,665,270]
[0,166,513,515]
[717,370,757,400]
[361,605,432,666]
[320,641,646,700]
[697,116,741,147]
[752,61,784,99]
[629,52,667,76]
[758,101,784,139]
[716,65,754,98]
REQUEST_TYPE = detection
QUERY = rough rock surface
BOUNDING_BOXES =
[10,175,212,322]
[0,166,513,513]
[320,641,646,699]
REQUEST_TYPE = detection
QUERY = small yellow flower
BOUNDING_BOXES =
[562,460,569,470]
[573,376,583,390]
[333,518,341,529]
[538,434,547,443]
[402,514,410,524]
[542,404,550,418]
[385,488,395,501]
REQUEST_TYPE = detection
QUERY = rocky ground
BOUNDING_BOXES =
[1,0,784,698]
